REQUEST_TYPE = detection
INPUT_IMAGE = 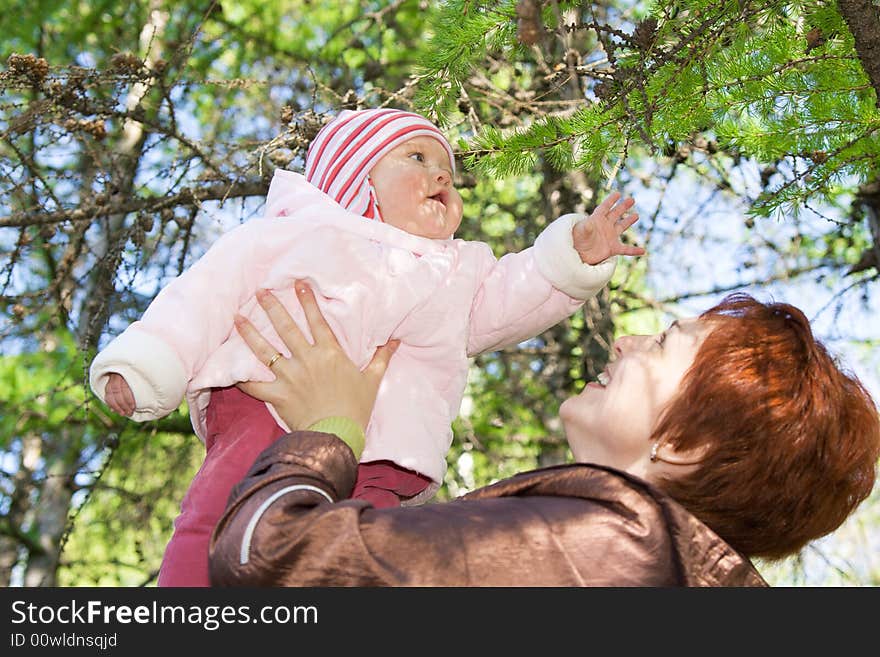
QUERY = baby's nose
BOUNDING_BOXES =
[435,168,452,185]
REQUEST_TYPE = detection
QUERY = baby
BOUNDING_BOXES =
[89,108,644,586]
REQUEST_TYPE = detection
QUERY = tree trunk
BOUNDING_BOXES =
[837,0,880,107]
[22,431,75,587]
[18,2,171,587]
[0,435,46,586]
[76,2,170,350]
[848,177,880,275]
[533,6,617,467]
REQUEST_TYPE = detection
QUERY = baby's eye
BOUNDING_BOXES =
[408,152,425,163]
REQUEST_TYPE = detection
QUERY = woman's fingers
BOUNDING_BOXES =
[365,340,399,384]
[295,281,341,348]
[233,285,400,432]
[236,379,275,402]
[234,313,285,372]
[255,288,309,357]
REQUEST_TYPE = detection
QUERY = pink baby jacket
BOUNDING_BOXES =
[90,170,616,501]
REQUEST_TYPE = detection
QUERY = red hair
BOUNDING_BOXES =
[654,293,880,560]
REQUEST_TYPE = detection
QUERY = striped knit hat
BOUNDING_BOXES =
[304,108,456,221]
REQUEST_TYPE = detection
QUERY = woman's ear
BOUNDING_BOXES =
[649,439,711,467]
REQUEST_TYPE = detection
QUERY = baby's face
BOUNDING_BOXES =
[368,136,463,239]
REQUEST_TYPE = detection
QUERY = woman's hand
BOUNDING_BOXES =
[234,281,398,432]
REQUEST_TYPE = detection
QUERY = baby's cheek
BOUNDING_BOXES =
[394,172,425,198]
[448,190,464,218]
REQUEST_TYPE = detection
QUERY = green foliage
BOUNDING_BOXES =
[2,0,878,588]
[0,327,200,585]
[0,0,443,588]
[416,1,514,104]
[0,330,97,450]
[442,347,568,498]
[418,0,880,216]
[57,428,202,586]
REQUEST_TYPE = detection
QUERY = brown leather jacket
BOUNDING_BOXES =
[209,432,767,587]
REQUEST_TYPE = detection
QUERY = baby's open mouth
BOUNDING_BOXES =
[428,191,447,207]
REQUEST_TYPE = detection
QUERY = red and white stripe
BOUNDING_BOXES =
[305,108,456,221]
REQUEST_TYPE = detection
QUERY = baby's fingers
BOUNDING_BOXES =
[617,212,640,232]
[617,244,647,257]
[605,196,635,222]
[595,191,622,215]
[106,374,135,416]
[106,392,130,417]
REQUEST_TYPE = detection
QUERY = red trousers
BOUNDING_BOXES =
[157,386,431,587]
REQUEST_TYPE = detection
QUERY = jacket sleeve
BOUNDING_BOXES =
[466,213,617,356]
[209,432,367,586]
[213,431,529,586]
[88,219,275,421]
[209,432,688,587]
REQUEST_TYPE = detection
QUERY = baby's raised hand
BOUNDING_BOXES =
[105,372,136,417]
[572,192,646,265]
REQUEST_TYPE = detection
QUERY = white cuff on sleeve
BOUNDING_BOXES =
[533,213,617,300]
[89,326,188,422]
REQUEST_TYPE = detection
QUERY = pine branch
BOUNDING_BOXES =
[0,180,268,228]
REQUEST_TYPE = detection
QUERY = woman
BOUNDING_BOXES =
[208,282,880,586]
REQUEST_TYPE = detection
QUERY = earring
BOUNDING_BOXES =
[649,440,705,466]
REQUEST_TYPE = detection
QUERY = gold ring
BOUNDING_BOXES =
[266,352,282,369]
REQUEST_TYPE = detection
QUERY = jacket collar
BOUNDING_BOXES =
[463,462,768,587]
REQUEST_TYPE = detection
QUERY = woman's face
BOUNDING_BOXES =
[559,317,710,478]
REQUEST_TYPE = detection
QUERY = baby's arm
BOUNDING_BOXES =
[467,194,643,355]
[90,218,277,421]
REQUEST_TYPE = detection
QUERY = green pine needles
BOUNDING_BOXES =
[416,0,880,217]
